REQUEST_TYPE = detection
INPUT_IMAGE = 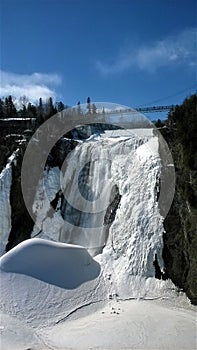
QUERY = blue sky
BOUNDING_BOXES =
[1,0,196,118]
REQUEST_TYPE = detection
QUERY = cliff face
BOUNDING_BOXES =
[162,145,197,304]
[0,128,36,252]
[161,94,197,304]
[6,147,34,251]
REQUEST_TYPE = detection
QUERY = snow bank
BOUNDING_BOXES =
[0,238,101,289]
[0,239,105,330]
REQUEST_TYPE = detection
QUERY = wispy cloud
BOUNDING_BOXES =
[0,71,62,103]
[96,27,197,75]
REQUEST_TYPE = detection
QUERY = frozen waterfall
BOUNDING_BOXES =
[0,150,18,254]
[32,128,164,279]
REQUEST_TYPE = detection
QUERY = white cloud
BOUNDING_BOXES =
[96,27,197,75]
[0,71,62,104]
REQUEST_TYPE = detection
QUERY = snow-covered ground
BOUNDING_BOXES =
[39,300,196,350]
[0,129,196,349]
[0,238,196,350]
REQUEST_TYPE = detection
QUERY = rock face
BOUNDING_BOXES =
[0,125,36,251]
[162,142,197,304]
[161,94,197,305]
[6,148,34,251]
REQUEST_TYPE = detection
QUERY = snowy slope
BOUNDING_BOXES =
[0,239,105,328]
[0,237,196,349]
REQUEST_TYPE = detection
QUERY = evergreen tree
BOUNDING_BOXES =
[27,102,37,119]
[87,97,91,114]
[57,101,64,112]
[45,97,56,120]
[37,97,44,124]
[19,95,28,110]
[77,101,82,114]
[8,95,17,117]
[4,97,9,118]
[162,93,197,169]
[92,103,97,114]
[155,119,164,128]
[0,98,4,119]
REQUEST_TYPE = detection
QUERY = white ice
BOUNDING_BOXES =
[0,149,19,255]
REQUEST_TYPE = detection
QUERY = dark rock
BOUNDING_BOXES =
[161,117,197,304]
[6,145,34,251]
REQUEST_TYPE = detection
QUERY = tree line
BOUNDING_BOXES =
[0,95,96,123]
[156,93,197,170]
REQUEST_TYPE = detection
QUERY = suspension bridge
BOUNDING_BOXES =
[98,104,175,117]
[135,105,175,113]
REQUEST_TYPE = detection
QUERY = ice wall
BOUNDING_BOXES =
[0,151,18,255]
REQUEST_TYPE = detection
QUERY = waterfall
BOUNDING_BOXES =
[32,128,164,279]
[59,139,120,254]
[60,128,164,274]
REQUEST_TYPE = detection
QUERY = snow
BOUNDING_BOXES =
[0,129,196,349]
[1,118,36,121]
[0,313,41,350]
[39,300,196,350]
[0,241,105,329]
[0,238,100,289]
[0,238,196,349]
[73,128,154,142]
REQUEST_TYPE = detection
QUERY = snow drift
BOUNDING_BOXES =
[0,238,100,289]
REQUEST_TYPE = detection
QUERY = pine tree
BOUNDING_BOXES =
[77,101,82,114]
[37,97,44,124]
[57,101,64,112]
[45,97,56,120]
[21,104,27,118]
[87,97,91,114]
[4,97,9,118]
[8,95,17,117]
[27,102,37,119]
[0,98,4,119]
[92,103,97,114]
[19,95,28,110]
